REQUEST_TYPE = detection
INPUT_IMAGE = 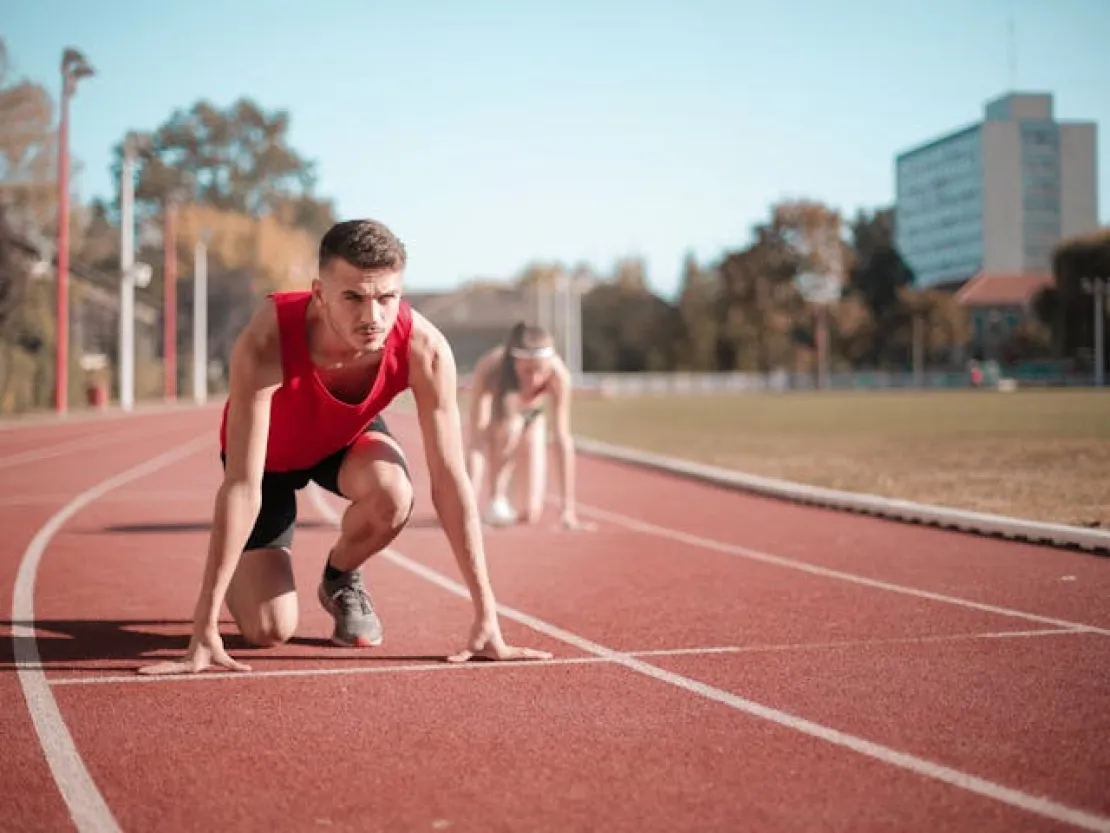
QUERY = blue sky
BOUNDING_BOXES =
[4,0,1108,298]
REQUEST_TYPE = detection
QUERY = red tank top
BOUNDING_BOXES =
[219,290,414,472]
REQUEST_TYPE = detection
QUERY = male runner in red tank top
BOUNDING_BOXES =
[140,220,551,675]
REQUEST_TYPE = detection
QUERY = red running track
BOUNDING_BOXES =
[1,403,1108,833]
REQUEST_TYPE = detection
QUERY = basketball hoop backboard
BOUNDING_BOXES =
[128,262,152,288]
[796,271,841,304]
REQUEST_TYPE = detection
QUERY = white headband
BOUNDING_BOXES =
[510,346,554,359]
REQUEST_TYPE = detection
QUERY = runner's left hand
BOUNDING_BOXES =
[137,626,252,676]
[447,616,552,663]
[559,510,595,531]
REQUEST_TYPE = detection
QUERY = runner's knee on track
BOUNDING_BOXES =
[238,605,298,648]
[226,547,299,647]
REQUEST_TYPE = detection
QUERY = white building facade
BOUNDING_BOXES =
[895,92,1098,288]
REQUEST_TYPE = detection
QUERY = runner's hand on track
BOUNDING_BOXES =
[447,617,553,663]
[559,510,595,531]
[138,627,252,675]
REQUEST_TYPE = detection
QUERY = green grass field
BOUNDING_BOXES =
[570,388,1110,529]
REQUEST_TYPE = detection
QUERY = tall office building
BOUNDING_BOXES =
[894,92,1098,288]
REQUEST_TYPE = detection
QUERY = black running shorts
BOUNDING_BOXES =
[220,414,409,552]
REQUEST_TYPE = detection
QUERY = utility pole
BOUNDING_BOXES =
[119,135,135,412]
[119,133,152,412]
[163,198,178,401]
[192,232,210,405]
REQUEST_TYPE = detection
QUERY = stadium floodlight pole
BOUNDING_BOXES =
[55,47,94,414]
[192,230,210,405]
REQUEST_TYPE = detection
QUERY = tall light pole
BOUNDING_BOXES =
[55,47,94,414]
[163,196,178,401]
[192,230,211,405]
[119,134,135,411]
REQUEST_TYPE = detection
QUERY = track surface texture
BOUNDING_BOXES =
[1,403,1108,833]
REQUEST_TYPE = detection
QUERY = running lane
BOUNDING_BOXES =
[3,405,1108,832]
[0,407,216,832]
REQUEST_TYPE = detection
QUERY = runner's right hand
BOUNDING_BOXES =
[137,626,252,675]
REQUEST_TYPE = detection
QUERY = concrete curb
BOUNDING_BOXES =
[573,436,1110,557]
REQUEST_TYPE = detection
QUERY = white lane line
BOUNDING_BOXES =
[310,485,1110,833]
[12,435,211,833]
[44,627,1082,687]
[391,410,1109,638]
[573,502,1110,637]
[50,655,609,686]
[633,626,1080,655]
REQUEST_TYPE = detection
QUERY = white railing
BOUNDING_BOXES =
[570,369,1092,395]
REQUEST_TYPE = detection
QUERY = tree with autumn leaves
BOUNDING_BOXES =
[91,97,337,391]
[0,38,69,411]
[3,30,1100,414]
[1034,228,1110,371]
[576,198,969,377]
[0,30,337,410]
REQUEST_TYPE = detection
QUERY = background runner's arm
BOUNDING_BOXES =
[193,309,277,633]
[551,364,576,517]
[464,357,494,499]
[411,323,496,621]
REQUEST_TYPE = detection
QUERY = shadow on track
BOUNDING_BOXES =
[0,619,451,671]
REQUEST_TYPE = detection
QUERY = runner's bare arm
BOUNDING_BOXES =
[408,313,551,662]
[410,316,496,619]
[549,361,582,526]
[193,302,281,632]
[138,301,281,675]
[464,351,495,497]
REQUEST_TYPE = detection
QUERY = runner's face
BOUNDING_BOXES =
[315,259,403,353]
[513,355,552,393]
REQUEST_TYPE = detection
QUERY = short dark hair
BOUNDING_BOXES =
[318,219,407,272]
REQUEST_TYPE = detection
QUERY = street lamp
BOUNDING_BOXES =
[193,228,212,405]
[55,47,94,414]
